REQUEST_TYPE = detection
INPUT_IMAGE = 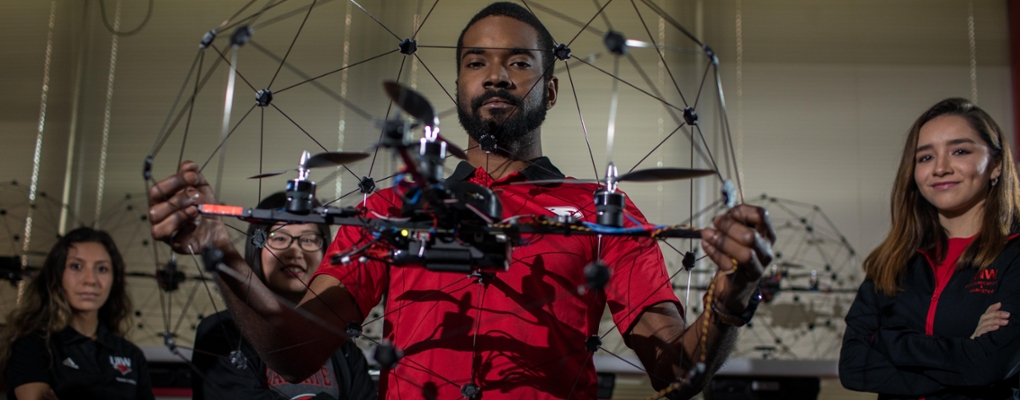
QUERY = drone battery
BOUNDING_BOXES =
[594,190,625,227]
[392,236,510,273]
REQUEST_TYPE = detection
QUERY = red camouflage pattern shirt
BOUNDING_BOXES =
[313,157,680,400]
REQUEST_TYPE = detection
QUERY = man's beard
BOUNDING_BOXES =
[457,88,548,157]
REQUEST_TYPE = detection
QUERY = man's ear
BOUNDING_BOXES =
[546,77,558,109]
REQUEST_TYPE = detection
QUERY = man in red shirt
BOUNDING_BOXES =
[148,3,775,399]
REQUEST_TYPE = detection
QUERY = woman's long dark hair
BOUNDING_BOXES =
[864,98,1020,296]
[0,227,132,379]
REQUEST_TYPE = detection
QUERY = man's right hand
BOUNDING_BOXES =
[148,161,229,254]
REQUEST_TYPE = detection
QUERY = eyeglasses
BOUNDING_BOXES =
[266,232,324,252]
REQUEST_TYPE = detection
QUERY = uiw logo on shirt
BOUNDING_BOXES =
[977,269,998,281]
[546,206,582,218]
[109,356,132,375]
[966,268,999,294]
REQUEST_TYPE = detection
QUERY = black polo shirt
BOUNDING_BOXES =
[4,324,154,400]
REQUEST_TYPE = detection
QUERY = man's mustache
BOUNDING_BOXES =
[471,89,520,113]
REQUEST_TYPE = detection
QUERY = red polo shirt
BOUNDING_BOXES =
[313,157,680,399]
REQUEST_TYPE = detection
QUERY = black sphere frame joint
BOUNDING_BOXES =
[255,89,273,107]
[553,43,572,61]
[359,176,376,194]
[399,38,418,55]
[199,29,217,49]
[346,322,363,339]
[603,31,628,55]
[461,383,481,399]
[230,25,253,47]
[683,107,698,126]
[585,335,602,352]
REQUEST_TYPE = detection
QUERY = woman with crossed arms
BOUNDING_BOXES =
[841,98,1020,398]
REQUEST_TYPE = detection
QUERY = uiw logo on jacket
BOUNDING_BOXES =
[966,268,999,294]
[109,356,132,375]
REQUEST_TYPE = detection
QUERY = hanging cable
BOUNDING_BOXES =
[336,0,353,200]
[95,0,122,228]
[967,0,978,104]
[736,0,744,190]
[19,0,58,304]
[98,0,153,36]
[410,0,422,90]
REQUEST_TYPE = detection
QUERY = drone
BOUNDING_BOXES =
[196,81,723,282]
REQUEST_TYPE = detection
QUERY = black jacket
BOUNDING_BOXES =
[191,310,376,400]
[4,324,154,400]
[840,238,1020,399]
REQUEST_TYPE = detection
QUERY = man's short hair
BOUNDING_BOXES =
[456,2,556,80]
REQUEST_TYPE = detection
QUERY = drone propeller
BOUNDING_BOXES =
[521,167,715,186]
[617,167,715,182]
[248,151,369,179]
[382,81,468,160]
[305,151,370,168]
[372,118,421,131]
[517,161,716,227]
[366,120,466,160]
[383,81,438,128]
[248,170,293,179]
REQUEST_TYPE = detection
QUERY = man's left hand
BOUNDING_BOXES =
[699,204,776,313]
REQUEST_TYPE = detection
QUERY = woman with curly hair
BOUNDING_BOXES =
[1,227,153,400]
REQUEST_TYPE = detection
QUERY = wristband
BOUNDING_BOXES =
[711,287,761,327]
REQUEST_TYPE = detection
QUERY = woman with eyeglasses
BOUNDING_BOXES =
[191,192,376,400]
